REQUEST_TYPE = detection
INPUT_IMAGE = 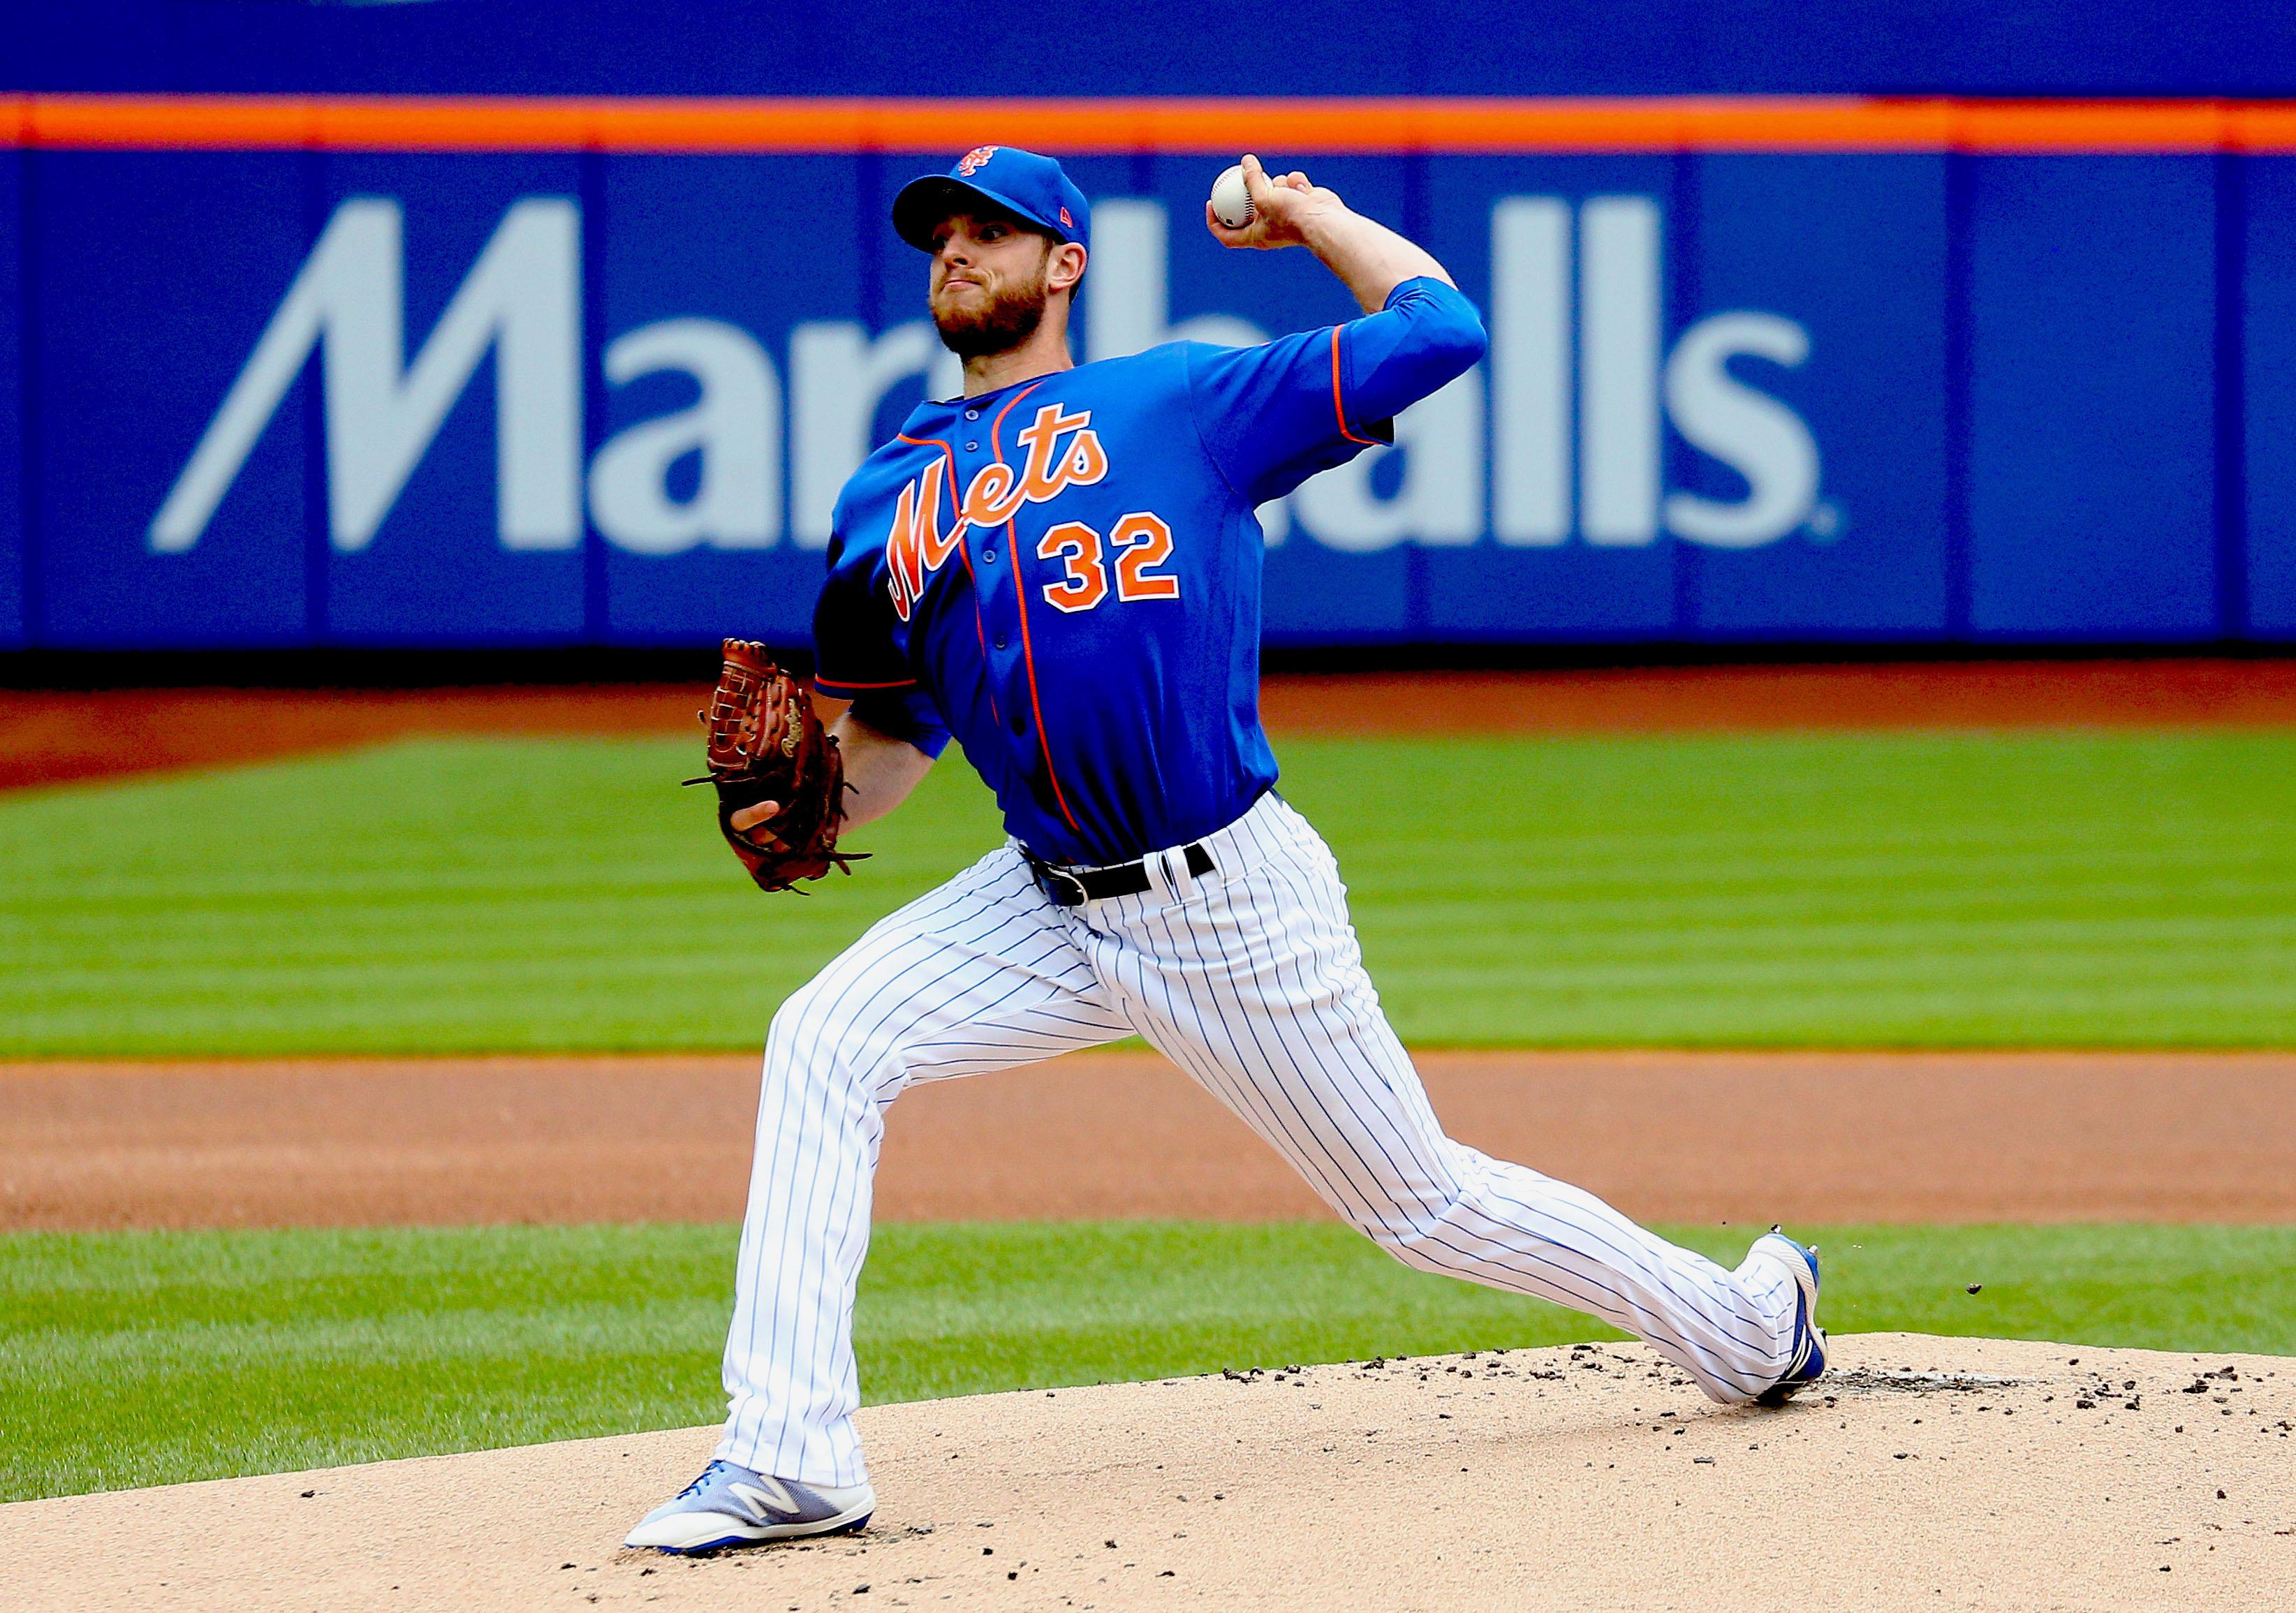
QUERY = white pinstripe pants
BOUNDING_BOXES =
[716,791,1800,1485]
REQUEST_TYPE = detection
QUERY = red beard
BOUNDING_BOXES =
[932,266,1049,359]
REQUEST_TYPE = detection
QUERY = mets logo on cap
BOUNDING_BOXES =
[957,146,998,177]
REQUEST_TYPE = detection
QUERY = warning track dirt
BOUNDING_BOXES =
[9,658,2295,792]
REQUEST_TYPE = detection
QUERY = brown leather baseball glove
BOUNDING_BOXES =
[684,639,864,893]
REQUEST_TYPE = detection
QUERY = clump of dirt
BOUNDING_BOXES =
[1825,1367,2024,1394]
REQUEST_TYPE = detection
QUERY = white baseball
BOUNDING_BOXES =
[1209,163,1255,229]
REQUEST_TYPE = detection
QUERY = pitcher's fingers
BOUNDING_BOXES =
[730,801,782,832]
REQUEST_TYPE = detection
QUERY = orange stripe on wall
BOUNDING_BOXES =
[2232,103,2296,150]
[9,94,2296,155]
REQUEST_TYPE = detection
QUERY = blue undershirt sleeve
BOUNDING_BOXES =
[844,688,951,757]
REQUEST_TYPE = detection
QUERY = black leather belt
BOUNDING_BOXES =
[1026,841,1216,907]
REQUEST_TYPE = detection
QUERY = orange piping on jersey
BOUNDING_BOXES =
[989,383,1083,838]
[895,435,967,520]
[18,94,2296,154]
[892,429,1003,730]
[942,507,998,729]
[1330,328,1376,447]
[814,676,918,691]
[894,432,971,534]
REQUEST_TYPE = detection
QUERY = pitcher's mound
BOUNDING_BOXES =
[7,1334,2290,1612]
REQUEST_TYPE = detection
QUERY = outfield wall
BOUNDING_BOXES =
[10,2,2296,98]
[4,98,2296,650]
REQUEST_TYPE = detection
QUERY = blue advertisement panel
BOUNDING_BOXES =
[0,151,22,649]
[6,135,2293,653]
[32,151,309,648]
[1421,155,1680,640]
[13,1,2296,98]
[1679,154,1950,640]
[316,154,587,645]
[595,154,862,645]
[2244,157,2296,640]
[1966,156,2218,640]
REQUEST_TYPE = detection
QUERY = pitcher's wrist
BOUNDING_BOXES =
[1295,203,1358,257]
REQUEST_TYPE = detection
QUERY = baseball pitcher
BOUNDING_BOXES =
[628,147,1826,1553]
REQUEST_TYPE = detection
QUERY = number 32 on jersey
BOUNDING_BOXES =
[1036,514,1180,614]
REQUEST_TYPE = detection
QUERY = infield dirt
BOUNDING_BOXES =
[6,1333,2291,1612]
[8,1049,2296,1230]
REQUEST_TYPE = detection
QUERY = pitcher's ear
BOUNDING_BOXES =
[1050,241,1088,293]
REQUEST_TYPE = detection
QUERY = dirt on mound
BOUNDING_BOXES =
[6,1334,2290,1612]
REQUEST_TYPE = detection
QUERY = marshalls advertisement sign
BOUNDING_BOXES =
[5,119,2292,648]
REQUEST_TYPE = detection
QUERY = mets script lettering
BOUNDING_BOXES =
[885,404,1111,620]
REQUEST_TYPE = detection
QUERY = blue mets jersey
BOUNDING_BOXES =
[811,275,1486,866]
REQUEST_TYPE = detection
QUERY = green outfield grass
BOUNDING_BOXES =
[2,728,2293,1054]
[3,1219,2289,1503]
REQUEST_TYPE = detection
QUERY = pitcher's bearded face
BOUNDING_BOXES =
[928,213,1054,358]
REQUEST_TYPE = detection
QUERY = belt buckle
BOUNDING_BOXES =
[1038,864,1089,907]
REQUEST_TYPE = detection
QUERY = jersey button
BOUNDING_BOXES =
[1009,714,1024,735]
[981,547,996,563]
[964,441,979,452]
[994,633,1007,649]
[964,409,980,421]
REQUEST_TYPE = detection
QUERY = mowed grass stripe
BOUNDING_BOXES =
[1364,846,2295,904]
[3,729,2293,1054]
[4,1220,2293,1503]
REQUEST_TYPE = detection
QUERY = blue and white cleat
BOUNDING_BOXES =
[1746,1228,1827,1406]
[624,1460,875,1554]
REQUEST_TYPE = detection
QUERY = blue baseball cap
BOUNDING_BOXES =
[892,146,1091,253]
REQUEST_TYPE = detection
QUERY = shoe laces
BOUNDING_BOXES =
[676,1460,733,1501]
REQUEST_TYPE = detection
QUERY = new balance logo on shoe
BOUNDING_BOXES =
[724,1476,802,1520]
